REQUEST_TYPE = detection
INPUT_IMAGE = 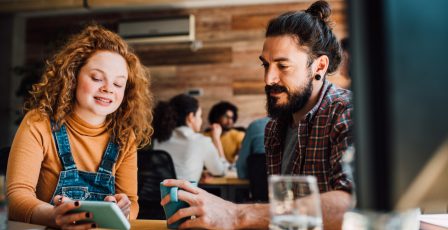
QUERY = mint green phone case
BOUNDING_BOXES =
[68,201,130,230]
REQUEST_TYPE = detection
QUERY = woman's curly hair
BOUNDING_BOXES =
[24,24,153,149]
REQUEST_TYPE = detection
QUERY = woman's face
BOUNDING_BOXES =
[74,50,128,125]
[191,107,203,132]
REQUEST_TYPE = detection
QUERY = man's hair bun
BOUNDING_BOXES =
[265,0,341,74]
[305,0,331,22]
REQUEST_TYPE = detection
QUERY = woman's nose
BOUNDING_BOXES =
[100,85,113,93]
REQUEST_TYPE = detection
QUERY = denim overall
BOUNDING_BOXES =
[49,123,119,204]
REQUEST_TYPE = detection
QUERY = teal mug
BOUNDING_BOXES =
[160,181,197,229]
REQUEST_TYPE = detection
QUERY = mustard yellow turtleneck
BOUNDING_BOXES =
[6,110,138,222]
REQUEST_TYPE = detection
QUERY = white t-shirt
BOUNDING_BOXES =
[153,126,227,182]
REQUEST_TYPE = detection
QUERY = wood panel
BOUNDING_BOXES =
[137,47,232,66]
[87,0,303,11]
[0,0,83,12]
[232,13,278,30]
[176,64,262,80]
[197,30,265,43]
[195,14,231,33]
[233,80,265,95]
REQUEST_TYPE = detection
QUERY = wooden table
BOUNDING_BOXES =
[8,220,168,229]
[130,219,168,229]
[420,221,448,230]
[199,170,250,202]
[9,218,446,229]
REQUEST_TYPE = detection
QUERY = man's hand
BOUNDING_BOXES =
[104,193,131,218]
[160,179,239,229]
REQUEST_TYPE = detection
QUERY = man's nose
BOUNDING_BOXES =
[265,67,280,85]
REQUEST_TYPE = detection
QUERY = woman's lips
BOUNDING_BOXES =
[94,96,112,105]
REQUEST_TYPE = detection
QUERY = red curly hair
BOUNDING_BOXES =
[25,24,153,149]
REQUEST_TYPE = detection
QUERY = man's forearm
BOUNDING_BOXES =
[231,191,351,230]
[320,191,353,230]
[235,203,270,229]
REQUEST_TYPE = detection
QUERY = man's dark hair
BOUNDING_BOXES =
[265,0,342,74]
[152,94,199,142]
[208,101,238,124]
[340,37,349,52]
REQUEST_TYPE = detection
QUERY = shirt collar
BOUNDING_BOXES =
[65,112,108,136]
[304,80,331,122]
[175,126,195,136]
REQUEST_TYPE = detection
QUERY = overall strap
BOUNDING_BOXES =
[97,140,119,174]
[51,122,77,171]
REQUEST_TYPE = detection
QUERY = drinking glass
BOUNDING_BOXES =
[0,175,7,230]
[269,175,322,230]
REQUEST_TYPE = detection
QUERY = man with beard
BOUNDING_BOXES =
[204,101,245,163]
[160,1,353,229]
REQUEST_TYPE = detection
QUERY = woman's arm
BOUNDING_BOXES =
[209,123,226,159]
[7,112,48,222]
[203,138,227,177]
[7,112,97,228]
[113,136,139,219]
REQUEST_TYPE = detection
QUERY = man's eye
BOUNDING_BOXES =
[278,64,288,69]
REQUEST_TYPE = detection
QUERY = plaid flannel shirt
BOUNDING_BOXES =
[265,80,353,193]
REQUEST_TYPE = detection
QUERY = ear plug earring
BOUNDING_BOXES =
[315,74,322,80]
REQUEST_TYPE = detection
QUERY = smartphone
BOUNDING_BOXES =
[67,200,130,230]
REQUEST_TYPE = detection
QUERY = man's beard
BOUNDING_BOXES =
[265,77,313,120]
[221,126,231,132]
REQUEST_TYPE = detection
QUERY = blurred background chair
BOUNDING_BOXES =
[137,149,176,219]
[247,153,268,202]
[0,146,10,175]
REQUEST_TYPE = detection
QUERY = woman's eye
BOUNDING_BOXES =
[114,83,123,88]
[91,76,102,81]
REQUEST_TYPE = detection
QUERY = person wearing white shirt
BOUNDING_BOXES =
[152,94,227,182]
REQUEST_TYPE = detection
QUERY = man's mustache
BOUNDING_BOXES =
[265,84,288,94]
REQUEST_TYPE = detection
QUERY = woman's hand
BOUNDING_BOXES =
[104,193,131,218]
[52,195,96,229]
[210,123,222,140]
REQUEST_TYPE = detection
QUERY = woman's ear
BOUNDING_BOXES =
[185,112,195,127]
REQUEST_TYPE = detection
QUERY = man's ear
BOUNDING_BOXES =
[313,55,329,76]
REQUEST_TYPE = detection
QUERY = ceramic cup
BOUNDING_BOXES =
[160,181,197,229]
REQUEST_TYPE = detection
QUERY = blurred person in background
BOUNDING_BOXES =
[152,94,227,182]
[236,116,270,179]
[204,101,245,163]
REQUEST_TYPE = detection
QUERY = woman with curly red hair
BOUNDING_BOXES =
[6,24,153,228]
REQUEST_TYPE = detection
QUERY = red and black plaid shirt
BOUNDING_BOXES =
[265,81,353,193]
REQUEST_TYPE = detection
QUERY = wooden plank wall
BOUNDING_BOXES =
[25,0,347,128]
